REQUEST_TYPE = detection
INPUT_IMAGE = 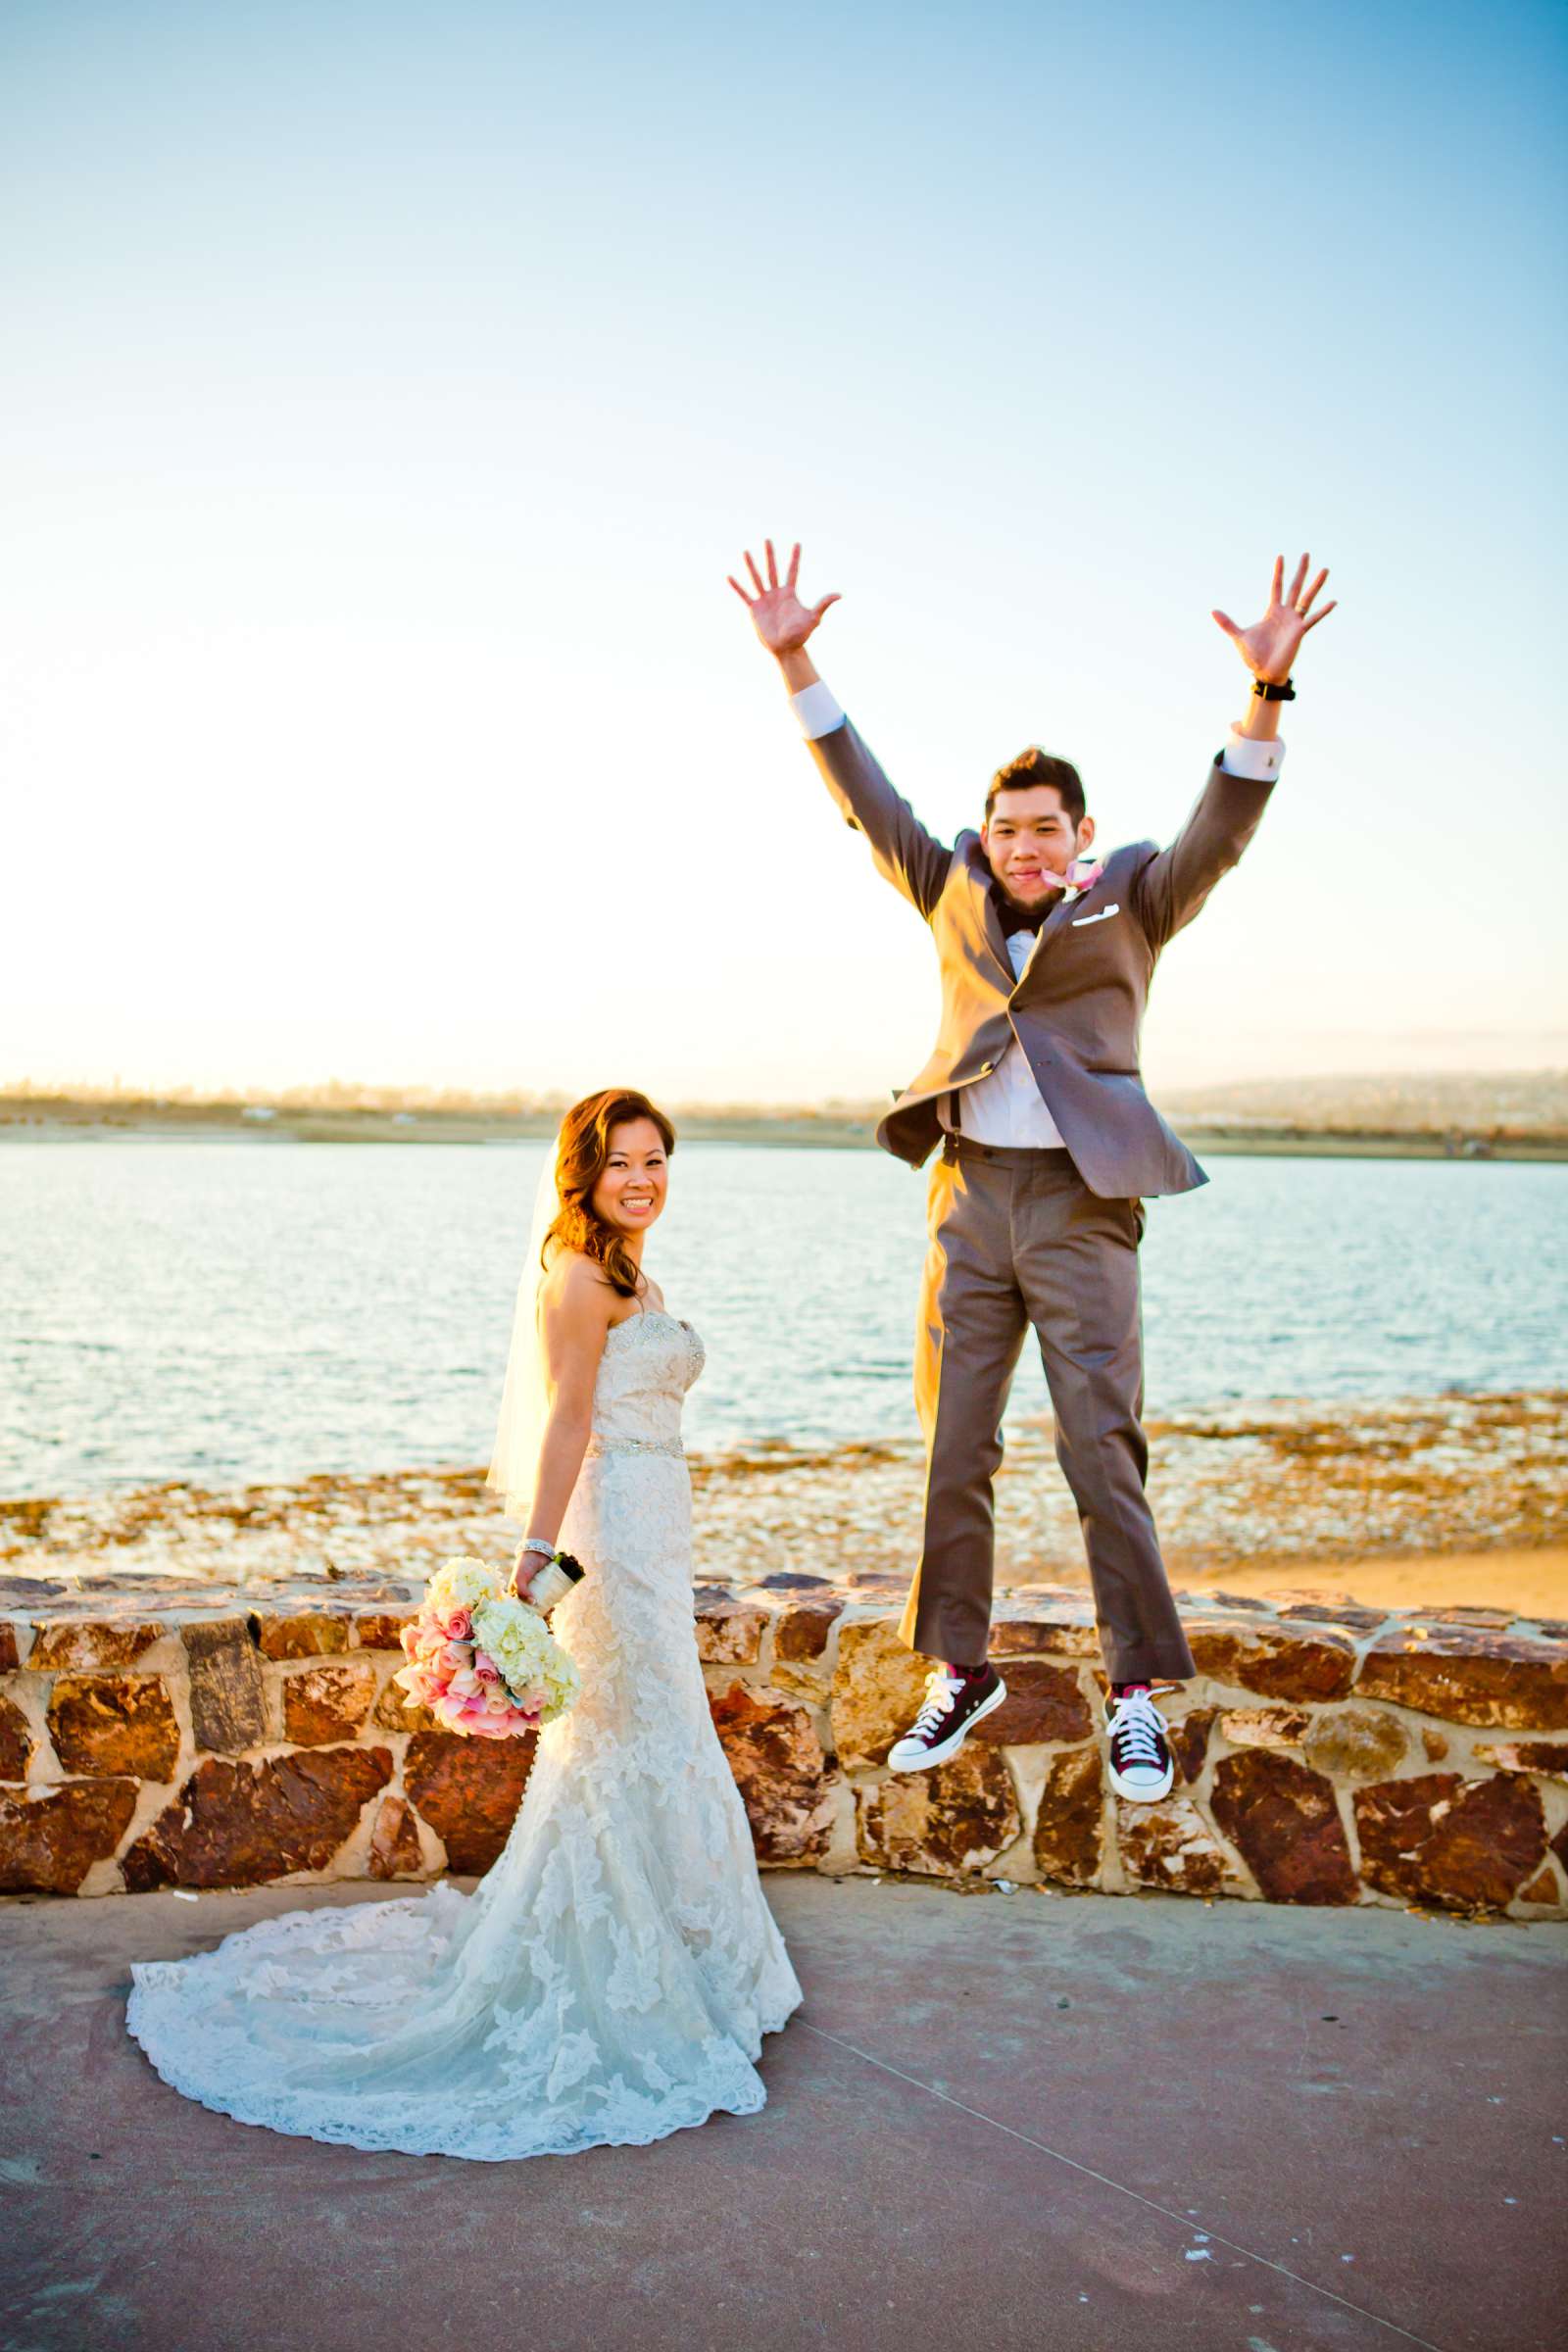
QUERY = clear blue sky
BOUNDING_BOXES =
[4,0,1564,1102]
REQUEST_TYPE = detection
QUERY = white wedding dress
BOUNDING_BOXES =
[126,1307,803,2160]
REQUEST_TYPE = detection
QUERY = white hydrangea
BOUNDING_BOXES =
[427,1556,506,1615]
[471,1594,582,1726]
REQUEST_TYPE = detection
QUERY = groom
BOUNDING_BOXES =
[732,541,1336,1800]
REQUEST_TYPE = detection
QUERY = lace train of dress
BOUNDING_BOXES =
[125,1311,803,2160]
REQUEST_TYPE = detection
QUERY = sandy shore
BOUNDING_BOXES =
[3,1391,1563,1616]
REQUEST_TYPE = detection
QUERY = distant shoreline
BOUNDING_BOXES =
[2,1096,1564,1162]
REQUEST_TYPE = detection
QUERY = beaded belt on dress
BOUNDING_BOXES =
[583,1436,685,1458]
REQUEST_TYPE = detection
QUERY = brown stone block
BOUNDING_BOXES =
[1280,1601,1389,1633]
[1472,1740,1568,1781]
[1169,1707,1218,1787]
[1517,1864,1561,1907]
[1353,1772,1547,1914]
[46,1675,180,1781]
[404,1729,534,1874]
[0,1691,35,1780]
[1421,1607,1519,1629]
[1032,1743,1104,1886]
[368,1794,426,1881]
[830,1621,930,1771]
[255,1611,354,1660]
[987,1610,1101,1660]
[352,1611,418,1650]
[1218,1706,1312,1751]
[1553,1817,1568,1871]
[1118,1795,1246,1896]
[281,1660,378,1746]
[856,1745,1021,1878]
[709,1683,836,1864]
[694,1598,767,1664]
[122,1747,392,1890]
[0,1582,69,1608]
[1209,1750,1358,1906]
[1189,1627,1356,1704]
[371,1677,435,1734]
[0,1779,138,1893]
[28,1620,167,1672]
[182,1617,267,1754]
[775,1599,845,1662]
[970,1660,1092,1746]
[1355,1628,1568,1730]
[1302,1707,1409,1782]
[0,1621,20,1672]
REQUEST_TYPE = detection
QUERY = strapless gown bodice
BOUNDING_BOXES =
[580,1306,705,1457]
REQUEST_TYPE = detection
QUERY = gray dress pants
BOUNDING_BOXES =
[898,1135,1196,1686]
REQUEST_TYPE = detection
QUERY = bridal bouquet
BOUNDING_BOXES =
[394,1556,580,1740]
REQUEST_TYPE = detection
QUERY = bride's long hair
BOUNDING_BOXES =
[543,1088,677,1299]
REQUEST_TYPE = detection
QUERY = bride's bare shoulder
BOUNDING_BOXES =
[540,1244,618,1322]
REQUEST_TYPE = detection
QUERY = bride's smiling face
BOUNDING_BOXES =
[591,1118,669,1239]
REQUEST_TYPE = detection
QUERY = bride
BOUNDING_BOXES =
[126,1087,803,2160]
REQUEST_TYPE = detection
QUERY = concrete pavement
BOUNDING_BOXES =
[2,1875,1564,2352]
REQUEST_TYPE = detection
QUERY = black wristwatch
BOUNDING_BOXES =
[1251,675,1296,702]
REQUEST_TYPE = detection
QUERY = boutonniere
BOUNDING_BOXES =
[1061,857,1105,903]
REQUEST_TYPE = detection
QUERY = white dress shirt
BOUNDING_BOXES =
[790,679,1286,1149]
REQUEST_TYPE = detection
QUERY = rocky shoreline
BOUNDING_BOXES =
[5,1391,1564,1608]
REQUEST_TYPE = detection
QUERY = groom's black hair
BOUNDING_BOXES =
[985,748,1087,827]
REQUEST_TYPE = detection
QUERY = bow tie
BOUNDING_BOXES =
[992,857,1105,934]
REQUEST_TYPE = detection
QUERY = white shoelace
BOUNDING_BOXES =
[909,1670,964,1741]
[1108,1687,1165,1768]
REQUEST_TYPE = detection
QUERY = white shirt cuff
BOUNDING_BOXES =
[790,681,847,741]
[1220,726,1286,782]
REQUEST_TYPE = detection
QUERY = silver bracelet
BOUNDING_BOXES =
[516,1537,557,1563]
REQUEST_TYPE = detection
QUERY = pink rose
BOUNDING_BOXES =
[443,1606,474,1642]
[473,1652,503,1686]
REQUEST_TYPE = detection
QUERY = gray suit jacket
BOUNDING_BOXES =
[808,715,1276,1197]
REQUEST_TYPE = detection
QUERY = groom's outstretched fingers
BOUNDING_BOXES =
[726,540,841,650]
[1210,549,1338,680]
[1298,566,1335,627]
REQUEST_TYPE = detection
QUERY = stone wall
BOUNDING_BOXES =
[2,1582,1565,1916]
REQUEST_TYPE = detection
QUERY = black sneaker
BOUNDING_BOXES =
[1105,1684,1174,1801]
[887,1665,1007,1772]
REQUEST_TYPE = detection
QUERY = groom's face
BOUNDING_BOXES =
[982,785,1095,906]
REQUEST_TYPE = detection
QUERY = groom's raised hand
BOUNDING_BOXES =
[1211,553,1337,684]
[728,540,841,659]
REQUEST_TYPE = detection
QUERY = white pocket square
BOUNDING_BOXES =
[1071,903,1120,927]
